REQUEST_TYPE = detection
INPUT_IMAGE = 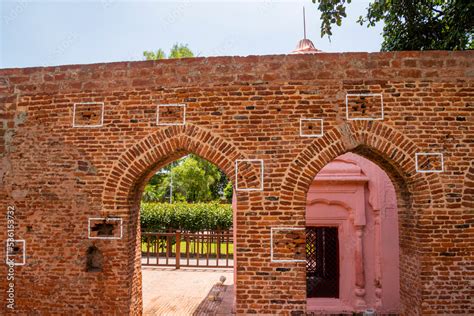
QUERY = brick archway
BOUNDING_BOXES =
[279,120,445,315]
[281,120,444,208]
[101,124,257,213]
[101,124,257,314]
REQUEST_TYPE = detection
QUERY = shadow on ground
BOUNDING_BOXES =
[193,284,234,316]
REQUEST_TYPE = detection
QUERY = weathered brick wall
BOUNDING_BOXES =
[0,51,472,315]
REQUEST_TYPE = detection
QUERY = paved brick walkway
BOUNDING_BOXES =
[142,266,234,316]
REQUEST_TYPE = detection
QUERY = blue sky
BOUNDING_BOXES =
[0,0,383,69]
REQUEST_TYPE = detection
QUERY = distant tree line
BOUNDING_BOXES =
[143,43,194,60]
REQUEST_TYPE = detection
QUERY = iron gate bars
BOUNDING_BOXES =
[306,226,339,298]
[142,230,233,268]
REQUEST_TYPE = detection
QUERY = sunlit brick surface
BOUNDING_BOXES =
[0,51,473,315]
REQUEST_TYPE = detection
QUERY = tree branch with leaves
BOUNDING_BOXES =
[312,0,473,51]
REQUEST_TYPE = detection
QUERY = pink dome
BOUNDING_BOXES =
[292,38,321,54]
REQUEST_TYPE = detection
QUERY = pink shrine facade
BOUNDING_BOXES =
[306,153,400,314]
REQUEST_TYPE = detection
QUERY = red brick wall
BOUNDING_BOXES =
[0,51,472,315]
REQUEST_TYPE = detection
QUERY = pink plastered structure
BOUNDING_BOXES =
[306,153,400,314]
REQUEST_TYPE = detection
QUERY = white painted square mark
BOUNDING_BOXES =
[5,239,26,266]
[415,153,444,173]
[270,227,306,263]
[346,93,384,121]
[156,103,186,126]
[300,118,324,137]
[72,102,104,127]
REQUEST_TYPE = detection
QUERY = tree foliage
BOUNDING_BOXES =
[141,155,231,203]
[143,49,166,60]
[172,156,220,202]
[143,43,194,60]
[223,181,234,204]
[312,0,474,51]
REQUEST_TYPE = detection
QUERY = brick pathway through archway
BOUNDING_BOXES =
[142,267,234,315]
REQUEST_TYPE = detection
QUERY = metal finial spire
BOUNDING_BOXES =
[292,6,322,54]
[303,6,307,40]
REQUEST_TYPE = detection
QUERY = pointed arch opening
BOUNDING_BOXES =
[140,154,235,314]
[280,121,445,315]
[305,152,401,314]
[101,125,259,314]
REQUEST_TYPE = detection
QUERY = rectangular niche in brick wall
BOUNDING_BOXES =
[88,218,123,240]
[156,103,186,126]
[235,159,264,191]
[5,239,26,266]
[346,93,384,121]
[416,153,444,173]
[73,102,104,127]
[270,227,306,263]
[300,118,324,137]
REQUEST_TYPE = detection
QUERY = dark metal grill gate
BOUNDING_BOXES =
[306,227,339,298]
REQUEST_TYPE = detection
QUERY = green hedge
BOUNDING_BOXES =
[140,202,233,232]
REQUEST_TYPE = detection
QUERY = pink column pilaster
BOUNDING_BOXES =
[354,225,366,308]
[374,208,383,308]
